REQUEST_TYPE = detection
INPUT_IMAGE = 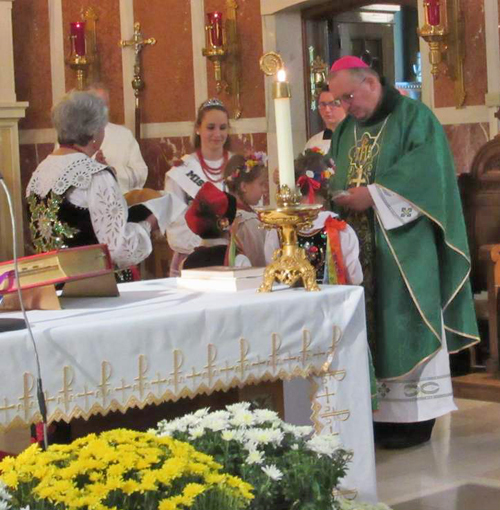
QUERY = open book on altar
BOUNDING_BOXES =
[0,245,118,310]
[178,266,265,292]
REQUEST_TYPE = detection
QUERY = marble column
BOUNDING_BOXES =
[0,0,28,262]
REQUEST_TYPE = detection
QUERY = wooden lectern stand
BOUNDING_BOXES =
[0,245,119,311]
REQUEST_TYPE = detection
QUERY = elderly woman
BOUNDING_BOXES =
[26,91,184,268]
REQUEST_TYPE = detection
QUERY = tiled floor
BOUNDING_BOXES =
[376,399,500,510]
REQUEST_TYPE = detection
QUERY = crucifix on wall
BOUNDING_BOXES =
[119,22,156,140]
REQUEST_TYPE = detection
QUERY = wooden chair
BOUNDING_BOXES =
[460,135,500,373]
[124,189,173,279]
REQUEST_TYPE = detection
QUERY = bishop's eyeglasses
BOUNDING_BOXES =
[332,77,367,107]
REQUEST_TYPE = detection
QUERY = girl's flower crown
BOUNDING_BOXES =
[226,152,268,182]
[296,147,335,203]
[300,147,335,183]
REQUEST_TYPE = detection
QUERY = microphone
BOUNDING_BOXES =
[0,175,49,449]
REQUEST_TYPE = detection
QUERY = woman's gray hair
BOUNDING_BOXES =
[52,90,108,146]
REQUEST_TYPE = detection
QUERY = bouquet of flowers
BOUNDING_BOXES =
[0,428,253,510]
[153,403,351,510]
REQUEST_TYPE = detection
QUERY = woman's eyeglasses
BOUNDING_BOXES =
[318,101,342,109]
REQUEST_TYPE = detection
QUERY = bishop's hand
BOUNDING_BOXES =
[333,186,374,212]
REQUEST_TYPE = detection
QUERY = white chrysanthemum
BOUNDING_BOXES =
[282,423,313,438]
[200,413,229,432]
[0,501,9,510]
[193,407,210,418]
[163,417,188,433]
[226,402,251,414]
[0,482,11,502]
[262,464,283,481]
[291,443,299,450]
[182,414,203,427]
[243,440,258,452]
[253,409,280,424]
[230,410,255,427]
[245,427,284,446]
[306,434,341,457]
[221,430,237,441]
[246,449,265,465]
[20,506,31,510]
[189,426,205,439]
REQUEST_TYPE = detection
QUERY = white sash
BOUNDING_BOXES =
[168,164,207,200]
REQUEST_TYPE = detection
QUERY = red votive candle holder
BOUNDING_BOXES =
[426,0,440,26]
[207,12,223,47]
[70,21,86,57]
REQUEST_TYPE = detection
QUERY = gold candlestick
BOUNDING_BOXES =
[256,186,322,293]
[67,55,90,91]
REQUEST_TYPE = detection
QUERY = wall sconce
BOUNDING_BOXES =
[309,54,328,110]
[202,1,241,119]
[417,0,466,107]
[65,7,99,90]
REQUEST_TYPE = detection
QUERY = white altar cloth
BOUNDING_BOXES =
[0,279,376,502]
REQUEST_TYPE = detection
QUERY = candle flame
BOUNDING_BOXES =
[277,69,287,82]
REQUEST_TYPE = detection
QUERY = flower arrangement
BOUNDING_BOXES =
[226,152,267,183]
[153,403,351,510]
[0,428,253,510]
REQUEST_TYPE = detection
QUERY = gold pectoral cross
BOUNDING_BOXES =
[351,165,367,188]
[348,134,377,188]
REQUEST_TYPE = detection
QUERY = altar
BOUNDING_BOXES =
[0,279,376,502]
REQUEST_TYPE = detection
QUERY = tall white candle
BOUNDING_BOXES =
[274,69,295,191]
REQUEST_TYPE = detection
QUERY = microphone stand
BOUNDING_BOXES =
[0,172,49,449]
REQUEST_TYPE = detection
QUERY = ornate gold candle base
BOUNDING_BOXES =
[67,55,90,90]
[256,186,322,292]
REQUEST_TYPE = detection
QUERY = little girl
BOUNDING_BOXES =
[223,153,268,267]
[265,148,363,285]
[183,182,250,269]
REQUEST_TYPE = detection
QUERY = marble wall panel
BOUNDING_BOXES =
[444,123,489,174]
[62,0,124,124]
[134,0,195,123]
[434,0,487,108]
[12,0,52,129]
[204,0,266,119]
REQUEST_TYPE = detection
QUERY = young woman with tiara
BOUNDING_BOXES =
[265,148,363,285]
[164,98,232,276]
[223,153,268,267]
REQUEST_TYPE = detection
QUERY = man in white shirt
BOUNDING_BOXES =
[305,85,346,153]
[88,83,148,193]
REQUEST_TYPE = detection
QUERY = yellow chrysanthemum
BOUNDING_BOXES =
[158,498,177,510]
[0,429,251,510]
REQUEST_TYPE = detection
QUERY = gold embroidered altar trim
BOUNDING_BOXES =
[0,327,344,431]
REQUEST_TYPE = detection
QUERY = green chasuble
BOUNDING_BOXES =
[328,84,479,380]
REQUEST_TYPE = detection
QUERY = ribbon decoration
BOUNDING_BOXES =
[297,175,321,204]
[324,217,348,285]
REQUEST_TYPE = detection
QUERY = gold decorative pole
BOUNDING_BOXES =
[119,22,156,139]
[256,52,322,293]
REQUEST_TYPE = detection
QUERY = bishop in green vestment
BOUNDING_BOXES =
[327,56,479,446]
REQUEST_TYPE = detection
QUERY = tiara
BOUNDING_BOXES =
[199,98,225,110]
[226,152,268,182]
